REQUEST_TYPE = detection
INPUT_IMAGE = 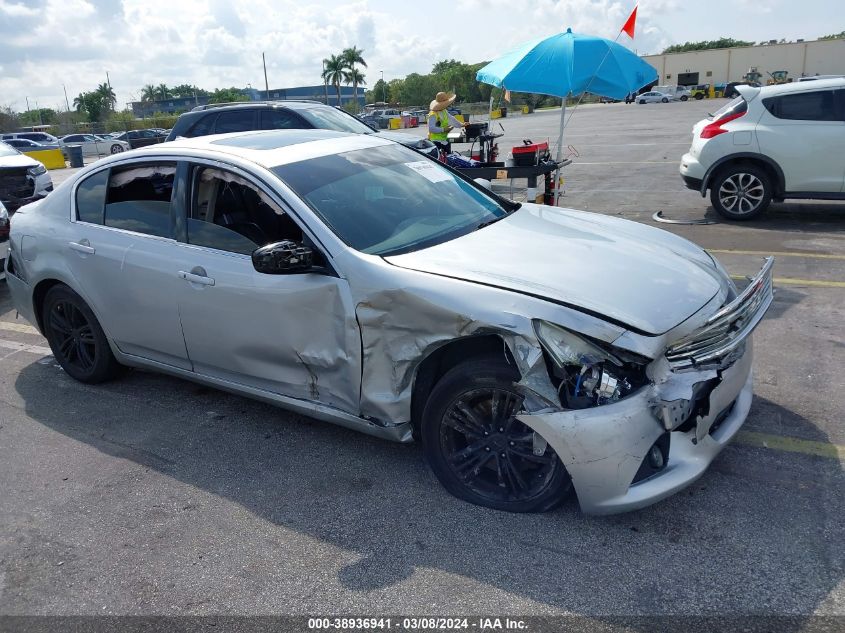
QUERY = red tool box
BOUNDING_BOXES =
[511,140,549,166]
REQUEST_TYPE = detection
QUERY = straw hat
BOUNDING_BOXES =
[430,91,456,111]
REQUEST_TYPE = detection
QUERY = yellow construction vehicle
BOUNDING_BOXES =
[767,70,789,84]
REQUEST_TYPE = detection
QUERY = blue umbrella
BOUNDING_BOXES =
[476,27,657,100]
[476,28,658,204]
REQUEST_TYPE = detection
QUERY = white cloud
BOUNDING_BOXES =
[0,0,840,112]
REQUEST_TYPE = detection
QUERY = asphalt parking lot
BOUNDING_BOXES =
[1,100,843,619]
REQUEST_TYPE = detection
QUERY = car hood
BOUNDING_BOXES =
[385,205,727,335]
[0,153,39,169]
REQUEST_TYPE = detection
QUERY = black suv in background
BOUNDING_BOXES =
[166,101,438,158]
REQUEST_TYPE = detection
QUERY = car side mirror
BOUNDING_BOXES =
[252,240,314,274]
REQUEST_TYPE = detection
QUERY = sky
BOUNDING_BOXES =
[1,0,843,113]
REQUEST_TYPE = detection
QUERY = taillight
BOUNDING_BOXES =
[700,111,745,139]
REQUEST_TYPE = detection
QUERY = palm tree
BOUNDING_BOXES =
[72,92,87,113]
[155,83,171,100]
[322,54,345,104]
[343,68,366,109]
[341,46,367,104]
[96,82,116,111]
[141,84,157,102]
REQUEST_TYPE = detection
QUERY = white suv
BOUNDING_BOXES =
[680,78,845,219]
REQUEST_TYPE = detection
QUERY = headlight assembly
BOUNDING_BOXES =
[533,320,648,409]
[27,164,47,177]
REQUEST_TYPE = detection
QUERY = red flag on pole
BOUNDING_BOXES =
[620,5,637,38]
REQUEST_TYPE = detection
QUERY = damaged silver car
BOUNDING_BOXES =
[4,129,773,514]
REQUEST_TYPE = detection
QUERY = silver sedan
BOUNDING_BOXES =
[59,133,130,157]
[4,130,772,514]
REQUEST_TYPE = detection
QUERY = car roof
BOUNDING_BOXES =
[755,77,845,97]
[128,128,394,169]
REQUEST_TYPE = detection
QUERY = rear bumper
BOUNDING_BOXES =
[680,152,706,195]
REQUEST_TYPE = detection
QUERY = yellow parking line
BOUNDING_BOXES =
[736,431,845,460]
[709,248,845,261]
[0,321,40,335]
[730,275,845,288]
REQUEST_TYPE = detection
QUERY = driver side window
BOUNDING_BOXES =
[186,165,308,257]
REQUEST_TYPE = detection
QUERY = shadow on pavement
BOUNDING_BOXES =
[10,357,844,619]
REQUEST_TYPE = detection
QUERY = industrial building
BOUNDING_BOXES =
[642,37,845,87]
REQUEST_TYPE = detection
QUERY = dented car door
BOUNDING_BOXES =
[173,161,362,414]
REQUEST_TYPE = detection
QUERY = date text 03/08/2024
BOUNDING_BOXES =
[307,617,528,630]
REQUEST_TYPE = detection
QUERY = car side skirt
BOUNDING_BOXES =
[113,350,415,444]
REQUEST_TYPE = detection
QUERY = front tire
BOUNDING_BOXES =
[680,95,689,101]
[42,285,123,383]
[421,355,572,512]
[710,164,772,220]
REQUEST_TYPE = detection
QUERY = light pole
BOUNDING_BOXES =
[380,70,385,104]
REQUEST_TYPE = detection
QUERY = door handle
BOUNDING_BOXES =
[178,270,215,286]
[69,241,95,255]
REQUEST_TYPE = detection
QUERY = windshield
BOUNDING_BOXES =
[298,107,376,134]
[0,142,20,157]
[273,144,509,256]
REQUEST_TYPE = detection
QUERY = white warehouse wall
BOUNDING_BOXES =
[642,39,845,86]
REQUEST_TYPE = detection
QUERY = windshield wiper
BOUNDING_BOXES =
[476,215,508,230]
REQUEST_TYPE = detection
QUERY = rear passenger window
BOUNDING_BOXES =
[763,90,838,121]
[104,163,176,238]
[214,111,255,134]
[260,109,305,130]
[187,114,215,137]
[76,169,109,224]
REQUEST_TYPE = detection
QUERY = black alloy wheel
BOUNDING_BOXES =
[422,356,572,512]
[43,285,123,383]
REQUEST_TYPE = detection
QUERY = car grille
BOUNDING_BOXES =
[665,257,773,371]
[0,167,35,210]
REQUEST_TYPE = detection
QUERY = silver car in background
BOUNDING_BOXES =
[4,129,772,514]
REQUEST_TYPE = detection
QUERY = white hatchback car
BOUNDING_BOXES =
[680,78,845,219]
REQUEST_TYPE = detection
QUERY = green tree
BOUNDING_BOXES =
[819,31,845,40]
[387,78,404,104]
[73,92,103,122]
[322,54,346,103]
[366,78,389,104]
[342,68,366,111]
[96,82,116,112]
[341,46,367,104]
[155,83,171,100]
[208,88,249,104]
[170,84,209,98]
[662,38,753,54]
[141,84,157,102]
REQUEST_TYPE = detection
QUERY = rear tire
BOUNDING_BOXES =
[695,93,704,100]
[421,355,572,513]
[680,95,689,101]
[110,144,124,154]
[42,285,123,383]
[710,164,772,220]
[661,97,669,103]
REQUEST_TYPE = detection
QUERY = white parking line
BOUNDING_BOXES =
[0,321,41,336]
[0,338,53,357]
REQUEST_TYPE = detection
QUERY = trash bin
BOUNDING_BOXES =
[67,144,84,168]
[500,106,508,118]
